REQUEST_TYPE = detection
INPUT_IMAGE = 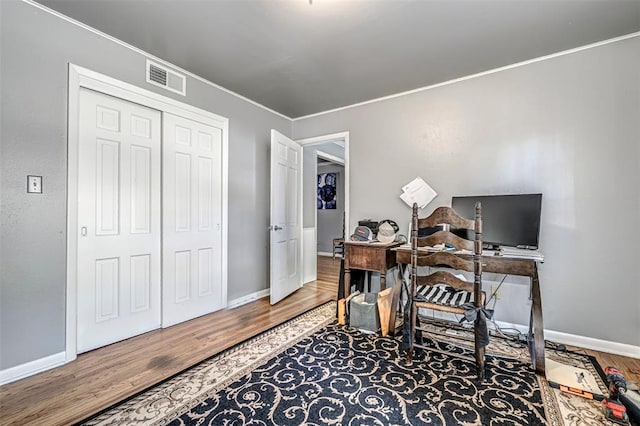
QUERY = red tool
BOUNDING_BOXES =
[602,366,630,425]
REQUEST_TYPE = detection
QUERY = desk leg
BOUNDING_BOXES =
[529,263,545,376]
[344,268,351,298]
[380,271,387,292]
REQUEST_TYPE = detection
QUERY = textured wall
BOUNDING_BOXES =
[293,37,640,346]
[0,1,291,369]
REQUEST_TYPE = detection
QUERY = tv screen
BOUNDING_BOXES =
[451,193,542,249]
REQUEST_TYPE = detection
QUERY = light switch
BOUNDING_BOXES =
[27,175,42,193]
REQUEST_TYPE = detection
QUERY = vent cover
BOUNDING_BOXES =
[146,60,186,96]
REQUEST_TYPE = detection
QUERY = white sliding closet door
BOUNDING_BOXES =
[77,88,162,353]
[163,113,224,327]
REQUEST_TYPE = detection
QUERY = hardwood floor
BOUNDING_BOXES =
[0,257,340,426]
[1,255,638,425]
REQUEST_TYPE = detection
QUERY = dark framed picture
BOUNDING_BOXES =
[318,172,337,209]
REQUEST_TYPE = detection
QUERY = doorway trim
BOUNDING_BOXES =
[296,132,349,279]
[66,64,229,362]
[316,150,345,166]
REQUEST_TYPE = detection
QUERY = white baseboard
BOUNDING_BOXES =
[0,351,67,386]
[544,330,640,359]
[494,320,640,359]
[318,251,333,257]
[226,289,270,310]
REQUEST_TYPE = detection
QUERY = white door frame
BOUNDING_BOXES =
[316,150,345,166]
[296,132,349,268]
[66,64,229,362]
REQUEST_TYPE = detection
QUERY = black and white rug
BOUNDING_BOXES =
[81,302,609,425]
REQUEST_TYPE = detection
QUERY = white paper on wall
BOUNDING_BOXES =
[400,177,437,209]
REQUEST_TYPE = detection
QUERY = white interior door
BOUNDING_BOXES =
[163,112,224,327]
[77,88,161,353]
[270,130,303,304]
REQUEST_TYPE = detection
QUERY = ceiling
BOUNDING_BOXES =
[38,0,640,118]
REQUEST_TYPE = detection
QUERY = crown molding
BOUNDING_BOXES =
[293,31,640,121]
[22,0,292,121]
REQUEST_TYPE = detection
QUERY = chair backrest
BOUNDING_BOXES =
[411,202,483,300]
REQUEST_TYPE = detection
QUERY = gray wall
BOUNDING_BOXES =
[302,142,344,226]
[293,37,640,346]
[317,163,345,253]
[302,143,345,253]
[0,1,291,369]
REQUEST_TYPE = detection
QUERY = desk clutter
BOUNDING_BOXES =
[339,194,547,382]
[350,219,405,243]
[395,243,545,261]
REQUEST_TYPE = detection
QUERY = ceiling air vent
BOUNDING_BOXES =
[146,60,186,96]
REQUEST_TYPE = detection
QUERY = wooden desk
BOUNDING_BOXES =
[343,241,403,298]
[395,247,546,376]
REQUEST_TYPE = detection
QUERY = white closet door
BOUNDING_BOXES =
[77,88,161,353]
[163,112,224,327]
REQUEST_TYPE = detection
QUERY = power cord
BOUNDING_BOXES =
[483,274,527,347]
[489,322,526,348]
[486,274,508,307]
[545,341,567,352]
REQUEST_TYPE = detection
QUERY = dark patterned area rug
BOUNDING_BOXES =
[81,302,607,425]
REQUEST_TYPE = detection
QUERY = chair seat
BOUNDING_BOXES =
[415,284,485,308]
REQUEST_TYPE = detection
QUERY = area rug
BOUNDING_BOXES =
[80,302,609,425]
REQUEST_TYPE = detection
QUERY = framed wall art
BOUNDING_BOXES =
[318,172,337,209]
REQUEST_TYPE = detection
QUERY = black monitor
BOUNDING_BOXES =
[451,193,542,250]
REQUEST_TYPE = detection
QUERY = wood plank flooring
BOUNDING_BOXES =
[0,257,339,426]
[1,255,638,425]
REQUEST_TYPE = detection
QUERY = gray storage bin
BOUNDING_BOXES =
[349,292,380,333]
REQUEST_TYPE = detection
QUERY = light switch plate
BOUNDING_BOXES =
[27,175,42,193]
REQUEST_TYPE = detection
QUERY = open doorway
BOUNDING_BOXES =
[316,152,345,257]
[297,132,349,284]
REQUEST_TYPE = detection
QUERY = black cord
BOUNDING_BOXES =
[545,341,567,351]
[486,274,508,306]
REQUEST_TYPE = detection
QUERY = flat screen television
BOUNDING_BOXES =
[451,193,542,250]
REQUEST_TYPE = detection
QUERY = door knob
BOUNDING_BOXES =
[273,225,283,231]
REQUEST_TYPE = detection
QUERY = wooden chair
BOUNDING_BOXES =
[332,212,346,260]
[332,237,344,260]
[406,202,488,380]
